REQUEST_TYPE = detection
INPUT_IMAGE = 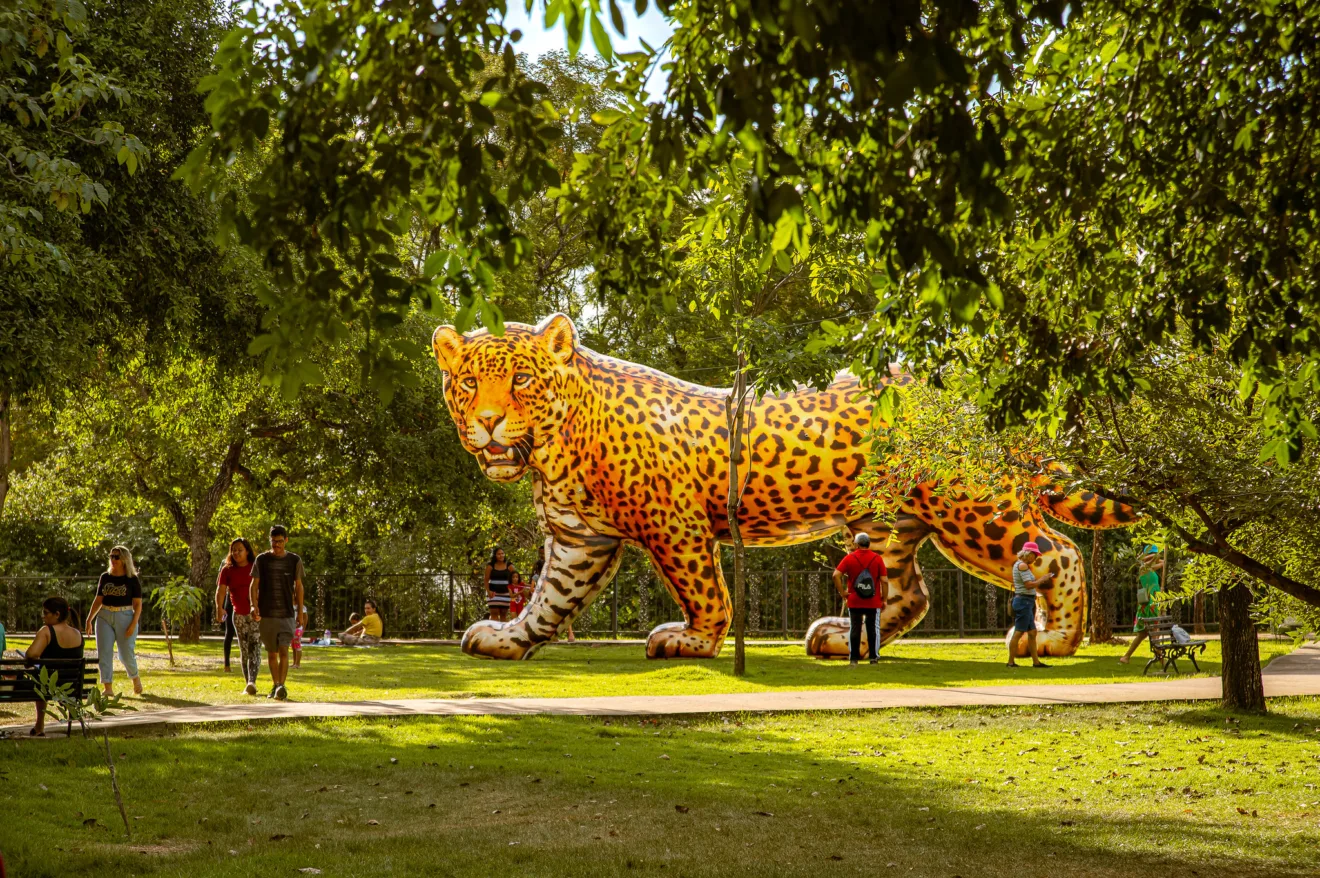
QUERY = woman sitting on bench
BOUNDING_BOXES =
[25,596,85,737]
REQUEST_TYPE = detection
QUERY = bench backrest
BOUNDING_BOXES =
[0,657,96,701]
[1145,615,1179,647]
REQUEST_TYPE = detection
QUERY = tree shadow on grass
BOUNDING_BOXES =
[19,707,1311,878]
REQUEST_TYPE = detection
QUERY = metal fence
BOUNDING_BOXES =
[1,567,1218,638]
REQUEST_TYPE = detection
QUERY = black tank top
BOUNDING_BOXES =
[41,624,85,662]
[488,564,513,594]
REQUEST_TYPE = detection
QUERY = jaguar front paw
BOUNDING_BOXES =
[461,619,540,660]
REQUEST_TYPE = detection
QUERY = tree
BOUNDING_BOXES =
[2,0,254,520]
[1,0,147,518]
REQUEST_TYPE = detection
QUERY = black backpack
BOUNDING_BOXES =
[853,565,876,599]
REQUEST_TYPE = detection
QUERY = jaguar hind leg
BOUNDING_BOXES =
[926,508,1086,657]
[805,514,932,658]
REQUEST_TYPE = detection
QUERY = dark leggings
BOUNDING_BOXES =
[223,598,236,667]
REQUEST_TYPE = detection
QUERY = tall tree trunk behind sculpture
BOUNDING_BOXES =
[1088,530,1113,643]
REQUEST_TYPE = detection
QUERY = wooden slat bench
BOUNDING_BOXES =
[0,656,98,736]
[1142,615,1208,676]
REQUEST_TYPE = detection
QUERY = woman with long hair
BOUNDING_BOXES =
[26,596,84,736]
[84,546,144,695]
[215,537,261,695]
[484,548,515,622]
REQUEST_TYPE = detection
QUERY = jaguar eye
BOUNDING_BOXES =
[461,377,477,391]
[513,372,533,388]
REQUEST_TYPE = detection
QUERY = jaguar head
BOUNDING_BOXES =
[432,313,581,482]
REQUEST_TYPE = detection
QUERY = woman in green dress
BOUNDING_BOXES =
[1119,545,1163,664]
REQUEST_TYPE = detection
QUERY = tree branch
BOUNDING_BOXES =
[1096,484,1320,610]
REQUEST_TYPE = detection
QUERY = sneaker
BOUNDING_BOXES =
[244,682,258,696]
[267,685,279,699]
[274,684,288,701]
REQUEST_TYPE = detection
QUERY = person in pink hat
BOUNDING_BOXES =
[1008,541,1054,668]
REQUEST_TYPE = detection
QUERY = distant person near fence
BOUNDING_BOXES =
[485,548,515,622]
[84,546,143,696]
[340,599,383,646]
[216,537,261,696]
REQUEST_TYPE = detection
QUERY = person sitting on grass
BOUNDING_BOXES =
[25,596,85,737]
[1007,542,1053,669]
[1119,546,1164,665]
[340,599,383,646]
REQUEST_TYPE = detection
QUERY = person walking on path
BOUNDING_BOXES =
[832,533,888,666]
[84,546,143,696]
[1120,546,1165,665]
[1008,541,1053,668]
[485,548,515,622]
[340,599,383,646]
[248,525,306,701]
[215,537,261,695]
[25,596,84,736]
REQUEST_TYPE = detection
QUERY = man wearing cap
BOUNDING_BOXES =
[1008,541,1054,668]
[832,533,888,667]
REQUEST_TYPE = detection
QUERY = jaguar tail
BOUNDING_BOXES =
[1031,460,1139,529]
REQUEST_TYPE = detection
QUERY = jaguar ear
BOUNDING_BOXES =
[537,313,577,365]
[432,325,463,373]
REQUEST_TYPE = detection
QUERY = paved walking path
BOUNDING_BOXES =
[8,642,1317,739]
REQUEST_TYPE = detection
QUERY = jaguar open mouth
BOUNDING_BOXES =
[478,440,531,478]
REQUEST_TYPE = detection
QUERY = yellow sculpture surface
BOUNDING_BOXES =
[432,314,1133,660]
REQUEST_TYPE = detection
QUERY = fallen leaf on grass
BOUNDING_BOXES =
[390,758,398,764]
[298,869,322,874]
[270,834,290,841]
[82,818,98,828]
[366,819,380,826]
[753,811,774,817]
[658,754,670,760]
[1059,821,1074,827]
[674,805,690,813]
[828,855,843,860]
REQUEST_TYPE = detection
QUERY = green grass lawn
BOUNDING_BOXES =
[0,639,1296,728]
[1,699,1317,877]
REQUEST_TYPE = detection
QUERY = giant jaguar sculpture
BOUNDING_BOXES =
[432,314,1134,660]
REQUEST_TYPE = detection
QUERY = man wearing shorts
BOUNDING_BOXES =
[249,525,306,701]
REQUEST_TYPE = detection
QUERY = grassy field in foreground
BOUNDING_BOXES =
[0,639,1295,728]
[1,699,1317,877]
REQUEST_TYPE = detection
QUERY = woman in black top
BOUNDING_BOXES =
[25,596,85,736]
[485,548,515,622]
[84,546,144,696]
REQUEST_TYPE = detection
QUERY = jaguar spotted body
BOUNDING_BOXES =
[432,314,1135,661]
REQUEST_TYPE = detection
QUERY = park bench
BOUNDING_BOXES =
[1142,615,1208,676]
[0,656,98,737]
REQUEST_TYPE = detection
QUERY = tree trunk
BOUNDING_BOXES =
[726,353,750,678]
[0,385,11,521]
[180,533,211,643]
[1192,591,1206,635]
[1219,579,1265,712]
[1088,530,1114,643]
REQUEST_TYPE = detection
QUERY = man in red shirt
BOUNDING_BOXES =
[833,533,888,666]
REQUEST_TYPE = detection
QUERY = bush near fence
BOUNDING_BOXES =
[3,568,1219,638]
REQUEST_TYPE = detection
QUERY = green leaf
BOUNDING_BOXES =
[589,12,613,62]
